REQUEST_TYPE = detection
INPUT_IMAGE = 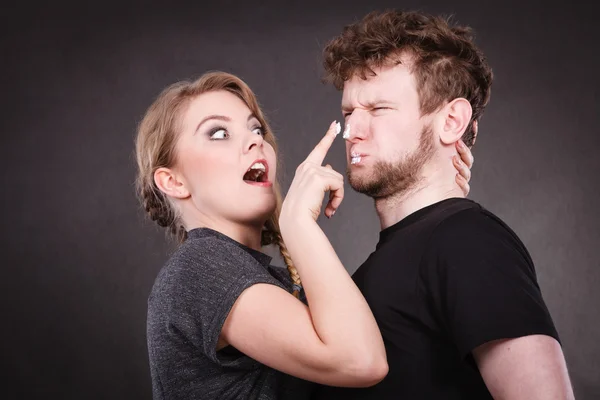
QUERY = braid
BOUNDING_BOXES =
[140,182,187,244]
[169,221,188,244]
[261,229,278,246]
[275,232,303,298]
[141,184,171,227]
[260,181,303,298]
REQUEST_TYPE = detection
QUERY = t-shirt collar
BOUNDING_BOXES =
[187,227,273,267]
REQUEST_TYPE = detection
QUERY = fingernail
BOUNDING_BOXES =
[331,210,336,217]
[458,140,465,149]
[335,121,341,136]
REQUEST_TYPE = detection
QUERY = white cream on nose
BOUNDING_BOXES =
[342,123,351,139]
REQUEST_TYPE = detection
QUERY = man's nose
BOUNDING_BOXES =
[344,112,368,142]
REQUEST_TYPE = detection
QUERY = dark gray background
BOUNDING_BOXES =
[2,0,598,398]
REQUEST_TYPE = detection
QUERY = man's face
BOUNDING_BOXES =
[341,58,436,199]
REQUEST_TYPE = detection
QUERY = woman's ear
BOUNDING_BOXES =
[154,167,190,199]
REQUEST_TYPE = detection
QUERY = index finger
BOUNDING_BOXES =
[305,120,341,165]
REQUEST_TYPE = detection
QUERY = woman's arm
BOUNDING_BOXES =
[221,121,387,387]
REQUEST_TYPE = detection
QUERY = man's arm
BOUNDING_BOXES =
[473,334,574,399]
[426,207,575,398]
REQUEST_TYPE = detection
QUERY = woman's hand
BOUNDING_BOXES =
[281,121,343,225]
[454,139,475,196]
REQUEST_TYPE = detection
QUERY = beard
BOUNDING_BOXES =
[347,124,436,199]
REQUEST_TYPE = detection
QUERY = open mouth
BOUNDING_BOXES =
[243,159,269,184]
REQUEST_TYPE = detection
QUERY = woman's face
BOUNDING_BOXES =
[172,90,277,228]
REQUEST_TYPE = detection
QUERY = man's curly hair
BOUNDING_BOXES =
[323,10,493,147]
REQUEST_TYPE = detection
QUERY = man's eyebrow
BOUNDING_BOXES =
[365,99,395,108]
[341,99,395,113]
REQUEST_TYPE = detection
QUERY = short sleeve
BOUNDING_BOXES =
[422,209,559,359]
[149,237,288,365]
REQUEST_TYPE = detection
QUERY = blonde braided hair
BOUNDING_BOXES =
[261,187,302,298]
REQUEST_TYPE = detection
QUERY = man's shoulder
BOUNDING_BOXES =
[405,198,497,239]
[427,199,529,259]
[432,200,514,239]
[407,198,481,229]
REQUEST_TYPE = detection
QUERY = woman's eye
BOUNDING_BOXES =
[252,126,265,136]
[210,128,228,140]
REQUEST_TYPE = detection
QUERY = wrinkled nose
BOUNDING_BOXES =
[343,112,368,143]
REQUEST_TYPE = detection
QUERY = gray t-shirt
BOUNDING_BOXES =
[147,227,314,399]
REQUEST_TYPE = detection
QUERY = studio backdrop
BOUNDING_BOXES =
[2,0,598,398]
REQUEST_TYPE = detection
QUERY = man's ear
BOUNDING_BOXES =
[154,167,190,199]
[436,98,473,145]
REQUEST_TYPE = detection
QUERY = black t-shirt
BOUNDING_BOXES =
[147,227,314,400]
[313,198,559,399]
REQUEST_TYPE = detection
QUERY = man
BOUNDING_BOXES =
[313,10,574,399]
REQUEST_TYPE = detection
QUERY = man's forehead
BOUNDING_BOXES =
[342,62,415,104]
[342,79,383,102]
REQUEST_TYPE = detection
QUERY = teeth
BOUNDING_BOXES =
[244,162,267,182]
[351,156,361,165]
[249,162,266,171]
[351,151,360,157]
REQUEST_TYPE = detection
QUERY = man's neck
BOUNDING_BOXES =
[374,171,465,230]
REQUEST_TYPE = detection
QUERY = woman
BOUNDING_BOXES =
[135,71,473,399]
